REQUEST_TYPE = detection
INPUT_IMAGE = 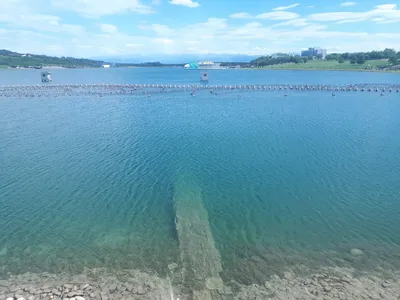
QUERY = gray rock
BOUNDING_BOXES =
[340,276,351,284]
[52,289,60,296]
[99,292,108,300]
[67,292,77,297]
[6,298,14,300]
[284,271,295,280]
[108,285,117,293]
[89,293,95,298]
[63,285,74,290]
[136,286,146,295]
[123,285,133,293]
[75,296,85,300]
[350,248,363,256]
[382,281,390,288]
[0,281,8,287]
[323,285,332,293]
[81,285,90,290]
[17,298,26,300]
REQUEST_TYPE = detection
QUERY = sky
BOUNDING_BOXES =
[1,0,400,58]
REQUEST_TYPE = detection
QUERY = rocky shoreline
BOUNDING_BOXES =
[1,265,400,300]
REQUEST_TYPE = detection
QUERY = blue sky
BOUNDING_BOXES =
[1,0,399,58]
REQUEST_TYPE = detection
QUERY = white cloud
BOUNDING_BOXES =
[375,4,397,10]
[153,38,174,45]
[273,18,308,27]
[308,5,315,8]
[376,18,400,23]
[138,24,173,35]
[168,0,199,8]
[230,11,299,20]
[257,11,300,20]
[51,0,154,17]
[273,3,300,11]
[340,2,357,7]
[230,12,252,19]
[1,0,400,58]
[336,18,367,24]
[308,4,400,23]
[99,24,118,33]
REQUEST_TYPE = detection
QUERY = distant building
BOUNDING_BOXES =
[102,64,111,68]
[301,47,327,59]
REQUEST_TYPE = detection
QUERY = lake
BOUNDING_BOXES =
[1,68,400,286]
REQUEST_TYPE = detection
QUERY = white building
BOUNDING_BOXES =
[102,64,111,68]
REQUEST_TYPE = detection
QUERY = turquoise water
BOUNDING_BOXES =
[1,68,400,284]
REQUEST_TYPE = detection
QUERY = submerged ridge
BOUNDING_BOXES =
[173,174,224,299]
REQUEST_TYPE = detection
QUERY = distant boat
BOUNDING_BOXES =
[41,71,52,82]
[200,72,209,82]
[184,61,222,70]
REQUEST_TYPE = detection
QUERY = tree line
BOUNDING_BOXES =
[250,48,400,67]
[326,48,400,65]
[251,55,308,67]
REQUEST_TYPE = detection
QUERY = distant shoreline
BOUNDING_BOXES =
[1,65,399,73]
[240,67,400,73]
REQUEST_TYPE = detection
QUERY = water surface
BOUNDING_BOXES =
[1,68,400,284]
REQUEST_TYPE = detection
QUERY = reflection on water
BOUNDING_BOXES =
[1,69,400,286]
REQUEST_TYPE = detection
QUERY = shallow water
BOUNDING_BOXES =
[1,68,400,285]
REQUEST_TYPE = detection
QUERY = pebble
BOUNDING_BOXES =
[0,265,399,300]
[168,263,178,272]
[350,248,364,256]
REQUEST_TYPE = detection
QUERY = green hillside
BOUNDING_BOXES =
[258,59,390,71]
[0,49,107,68]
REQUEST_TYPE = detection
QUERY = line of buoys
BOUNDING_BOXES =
[0,83,399,98]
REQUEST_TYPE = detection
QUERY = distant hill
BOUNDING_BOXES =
[0,49,107,68]
[95,53,260,64]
